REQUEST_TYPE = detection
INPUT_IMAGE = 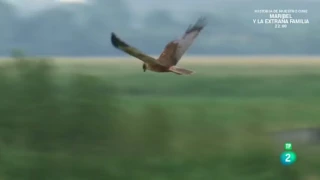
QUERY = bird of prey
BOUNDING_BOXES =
[111,17,207,75]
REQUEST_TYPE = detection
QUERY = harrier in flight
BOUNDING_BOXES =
[111,17,207,75]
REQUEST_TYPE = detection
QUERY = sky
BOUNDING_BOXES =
[4,0,314,22]
[4,0,220,17]
[4,0,314,15]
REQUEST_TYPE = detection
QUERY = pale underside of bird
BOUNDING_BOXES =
[111,17,207,75]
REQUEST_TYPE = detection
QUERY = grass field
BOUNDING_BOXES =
[52,56,320,129]
[0,56,319,179]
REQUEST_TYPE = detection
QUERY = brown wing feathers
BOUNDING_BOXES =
[111,32,159,65]
[171,17,207,62]
[111,17,207,68]
[184,17,207,37]
[111,32,130,49]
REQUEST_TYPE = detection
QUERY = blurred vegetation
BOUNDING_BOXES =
[0,53,319,179]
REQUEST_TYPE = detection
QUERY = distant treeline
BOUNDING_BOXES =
[0,0,319,56]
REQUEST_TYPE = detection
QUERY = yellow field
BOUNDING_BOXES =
[47,56,320,65]
[2,56,320,65]
[3,56,320,77]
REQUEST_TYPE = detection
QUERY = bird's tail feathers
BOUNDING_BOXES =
[169,66,194,75]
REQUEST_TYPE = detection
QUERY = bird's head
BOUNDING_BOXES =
[142,63,147,72]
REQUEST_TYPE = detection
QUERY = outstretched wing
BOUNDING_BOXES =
[159,17,207,66]
[176,17,207,60]
[111,32,160,65]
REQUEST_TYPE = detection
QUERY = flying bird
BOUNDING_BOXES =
[111,17,207,75]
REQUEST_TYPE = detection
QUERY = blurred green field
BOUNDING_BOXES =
[0,56,319,180]
[53,56,320,129]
